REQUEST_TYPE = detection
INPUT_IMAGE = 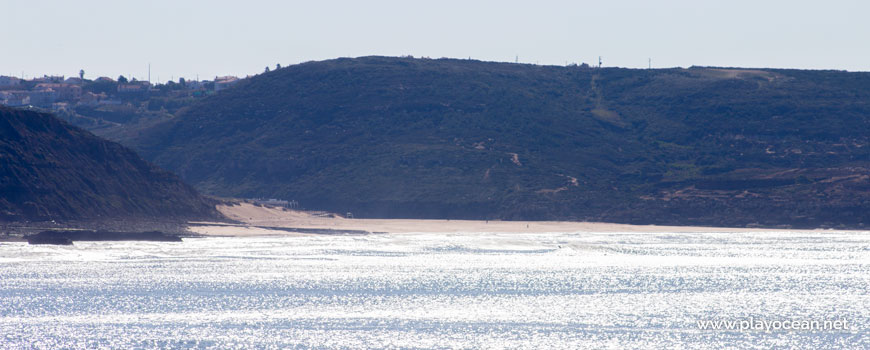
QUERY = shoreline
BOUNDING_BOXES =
[3,203,864,242]
[187,203,860,237]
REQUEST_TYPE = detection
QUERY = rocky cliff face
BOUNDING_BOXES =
[0,106,218,221]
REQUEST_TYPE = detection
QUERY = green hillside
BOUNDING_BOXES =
[128,56,870,228]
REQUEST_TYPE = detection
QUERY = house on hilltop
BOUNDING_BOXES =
[32,75,65,83]
[64,77,83,85]
[25,89,57,106]
[0,91,30,106]
[214,76,240,92]
[77,91,105,106]
[117,81,152,94]
[35,83,82,101]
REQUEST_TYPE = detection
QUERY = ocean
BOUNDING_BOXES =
[1,230,868,349]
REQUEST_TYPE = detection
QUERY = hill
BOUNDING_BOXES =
[128,56,870,228]
[0,106,218,221]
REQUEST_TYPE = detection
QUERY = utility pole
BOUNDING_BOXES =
[515,55,518,63]
[648,58,651,70]
[598,56,602,69]
[148,63,151,84]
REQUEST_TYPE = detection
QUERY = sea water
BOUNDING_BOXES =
[1,231,868,349]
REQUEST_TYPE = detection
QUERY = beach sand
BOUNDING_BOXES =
[187,203,821,236]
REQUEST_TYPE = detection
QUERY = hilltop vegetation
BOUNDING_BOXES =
[128,57,870,228]
[0,106,218,221]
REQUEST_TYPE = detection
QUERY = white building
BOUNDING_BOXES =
[214,76,241,92]
[0,91,30,106]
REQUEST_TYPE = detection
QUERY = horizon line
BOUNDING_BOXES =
[6,55,869,82]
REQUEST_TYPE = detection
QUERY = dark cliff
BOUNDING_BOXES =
[0,106,218,221]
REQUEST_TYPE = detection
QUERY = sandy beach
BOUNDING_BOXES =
[187,202,829,236]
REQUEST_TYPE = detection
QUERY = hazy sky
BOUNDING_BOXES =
[3,0,868,81]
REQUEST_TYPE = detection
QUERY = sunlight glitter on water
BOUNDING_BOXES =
[1,231,869,349]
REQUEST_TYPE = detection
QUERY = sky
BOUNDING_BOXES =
[3,0,869,82]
